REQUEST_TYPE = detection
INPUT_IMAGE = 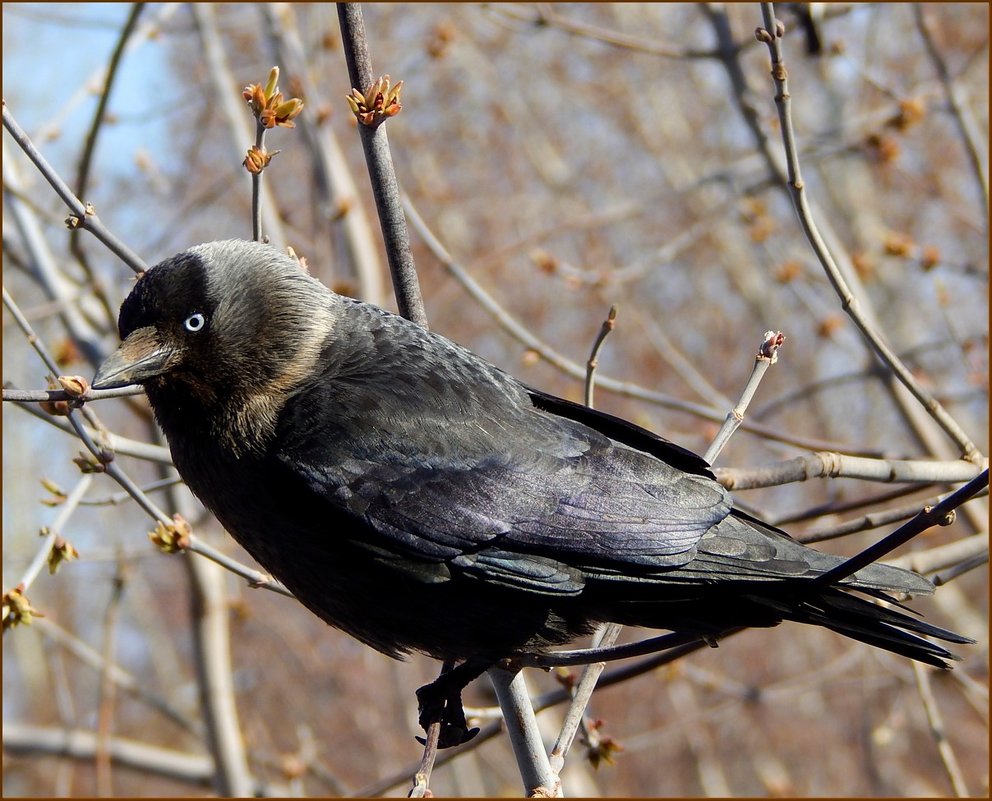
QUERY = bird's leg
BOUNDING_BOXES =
[415,658,489,748]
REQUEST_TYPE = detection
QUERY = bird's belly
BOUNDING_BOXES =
[230,513,592,660]
[183,463,590,660]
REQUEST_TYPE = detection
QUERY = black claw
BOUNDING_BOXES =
[415,659,490,749]
[415,726,479,748]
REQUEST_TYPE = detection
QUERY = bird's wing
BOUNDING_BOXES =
[272,374,731,595]
[524,387,716,478]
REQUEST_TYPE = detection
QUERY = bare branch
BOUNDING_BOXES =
[799,489,990,544]
[913,4,989,226]
[69,2,145,323]
[704,330,785,464]
[488,4,718,60]
[488,668,561,797]
[2,102,148,274]
[912,662,971,796]
[337,4,427,327]
[261,4,387,306]
[7,474,91,595]
[811,469,989,587]
[190,4,288,250]
[755,3,983,465]
[3,724,220,789]
[584,304,618,408]
[716,453,985,491]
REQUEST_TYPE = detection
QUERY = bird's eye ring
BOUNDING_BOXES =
[184,313,206,333]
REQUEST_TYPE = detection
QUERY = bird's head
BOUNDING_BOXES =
[93,240,336,449]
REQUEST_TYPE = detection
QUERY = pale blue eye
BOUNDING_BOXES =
[184,313,206,333]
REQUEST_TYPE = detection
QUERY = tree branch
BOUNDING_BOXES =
[755,3,983,465]
[337,3,427,327]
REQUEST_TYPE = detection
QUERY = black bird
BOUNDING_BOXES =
[93,239,969,746]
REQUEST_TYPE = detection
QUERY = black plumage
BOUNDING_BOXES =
[93,239,969,743]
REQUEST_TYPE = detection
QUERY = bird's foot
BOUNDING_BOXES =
[415,684,479,748]
[414,660,488,748]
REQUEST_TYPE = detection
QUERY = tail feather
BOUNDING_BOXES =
[818,590,973,643]
[717,514,972,667]
[605,513,973,668]
[750,587,974,669]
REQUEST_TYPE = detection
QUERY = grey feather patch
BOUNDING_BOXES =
[452,550,585,594]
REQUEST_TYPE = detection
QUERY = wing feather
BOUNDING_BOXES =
[272,306,733,594]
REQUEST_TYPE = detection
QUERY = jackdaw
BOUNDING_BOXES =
[92,239,971,745]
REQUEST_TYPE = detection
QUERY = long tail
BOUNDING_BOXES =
[745,585,974,669]
[604,512,975,667]
[726,511,974,668]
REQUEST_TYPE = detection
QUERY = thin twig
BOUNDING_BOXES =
[511,629,711,670]
[912,662,971,796]
[337,3,427,328]
[261,4,386,306]
[409,660,450,798]
[79,476,185,507]
[912,4,989,228]
[770,483,929,527]
[755,4,983,465]
[409,658,456,798]
[548,622,622,779]
[584,305,618,408]
[10,474,93,594]
[3,385,145,403]
[73,4,145,202]
[408,722,440,798]
[95,555,127,796]
[488,4,718,60]
[251,120,266,242]
[811,469,989,587]
[69,2,145,322]
[183,530,294,598]
[798,487,990,544]
[704,331,784,465]
[931,550,989,587]
[2,102,148,274]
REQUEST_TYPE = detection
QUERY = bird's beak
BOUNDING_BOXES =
[92,327,178,389]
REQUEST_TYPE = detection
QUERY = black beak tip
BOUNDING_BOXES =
[91,356,142,391]
[90,369,127,391]
[90,329,172,390]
